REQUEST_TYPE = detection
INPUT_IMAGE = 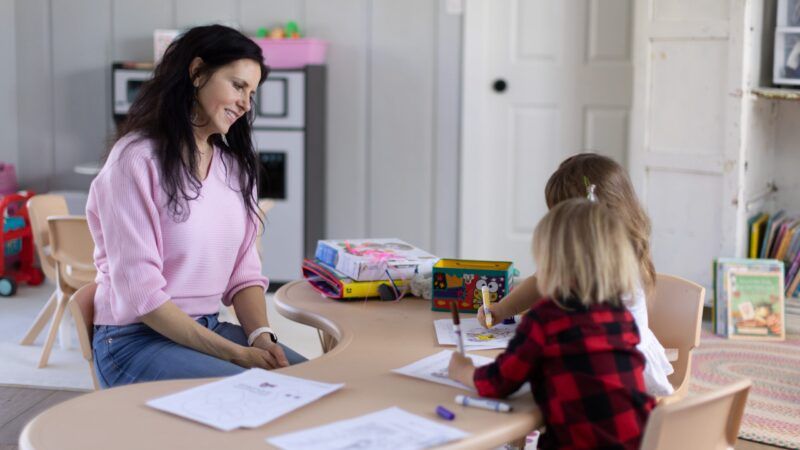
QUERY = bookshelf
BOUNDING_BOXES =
[742,1,800,332]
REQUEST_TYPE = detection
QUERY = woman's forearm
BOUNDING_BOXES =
[141,300,243,362]
[231,285,269,337]
[497,274,542,318]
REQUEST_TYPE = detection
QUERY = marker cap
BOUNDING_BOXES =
[436,405,455,420]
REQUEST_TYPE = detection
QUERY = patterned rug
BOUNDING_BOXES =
[689,332,800,449]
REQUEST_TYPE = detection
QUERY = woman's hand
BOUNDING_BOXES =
[448,352,476,389]
[252,336,289,368]
[233,344,289,369]
[477,303,505,328]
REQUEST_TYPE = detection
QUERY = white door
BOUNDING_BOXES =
[628,1,742,294]
[460,0,634,276]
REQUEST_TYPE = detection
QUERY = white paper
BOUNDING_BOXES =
[434,318,517,350]
[392,350,494,391]
[146,368,343,431]
[392,350,530,397]
[267,407,468,450]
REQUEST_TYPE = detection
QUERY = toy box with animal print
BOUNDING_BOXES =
[431,259,514,313]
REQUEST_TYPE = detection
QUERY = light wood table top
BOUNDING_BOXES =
[20,280,540,449]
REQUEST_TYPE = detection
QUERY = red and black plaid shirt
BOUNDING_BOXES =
[474,298,655,450]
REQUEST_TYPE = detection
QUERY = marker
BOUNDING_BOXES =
[455,395,513,413]
[449,301,465,356]
[436,405,455,420]
[481,285,493,328]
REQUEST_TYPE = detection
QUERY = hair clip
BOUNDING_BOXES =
[583,176,598,202]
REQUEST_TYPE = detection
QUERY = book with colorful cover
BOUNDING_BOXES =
[301,258,407,300]
[760,211,785,258]
[714,258,784,338]
[775,221,799,261]
[314,238,438,281]
[726,270,785,340]
[749,213,769,258]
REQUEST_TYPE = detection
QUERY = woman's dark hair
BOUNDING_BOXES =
[116,24,268,223]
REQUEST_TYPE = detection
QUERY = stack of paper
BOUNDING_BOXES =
[434,318,517,350]
[267,407,468,450]
[146,369,343,431]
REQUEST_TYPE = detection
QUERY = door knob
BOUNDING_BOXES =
[492,79,507,93]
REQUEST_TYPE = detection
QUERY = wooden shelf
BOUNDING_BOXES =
[751,87,800,101]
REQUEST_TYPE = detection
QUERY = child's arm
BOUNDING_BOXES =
[473,311,543,398]
[478,274,543,328]
[448,352,477,389]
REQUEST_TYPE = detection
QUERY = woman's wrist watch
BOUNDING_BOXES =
[247,326,278,346]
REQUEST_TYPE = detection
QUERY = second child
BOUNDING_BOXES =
[449,198,655,449]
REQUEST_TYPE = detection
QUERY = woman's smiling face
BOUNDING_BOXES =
[193,58,261,137]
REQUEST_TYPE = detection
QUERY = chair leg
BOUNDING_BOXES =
[89,362,100,390]
[317,330,337,353]
[20,291,58,345]
[37,291,69,368]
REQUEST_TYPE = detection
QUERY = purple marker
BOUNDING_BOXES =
[436,405,455,420]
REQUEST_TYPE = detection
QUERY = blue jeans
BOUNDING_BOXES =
[92,314,307,389]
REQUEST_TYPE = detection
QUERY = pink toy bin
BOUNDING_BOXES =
[252,38,327,69]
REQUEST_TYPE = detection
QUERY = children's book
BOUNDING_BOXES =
[314,238,438,281]
[749,213,769,258]
[786,252,800,298]
[301,258,407,300]
[775,221,799,261]
[714,258,784,340]
[727,270,785,340]
[760,211,785,258]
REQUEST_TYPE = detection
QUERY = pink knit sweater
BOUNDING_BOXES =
[86,134,268,325]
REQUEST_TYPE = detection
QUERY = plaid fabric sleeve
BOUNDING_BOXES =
[473,310,544,398]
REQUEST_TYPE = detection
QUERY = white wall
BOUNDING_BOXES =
[11,0,461,256]
[0,1,18,168]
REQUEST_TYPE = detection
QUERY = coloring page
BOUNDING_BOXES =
[434,318,517,350]
[147,369,343,431]
[267,407,468,450]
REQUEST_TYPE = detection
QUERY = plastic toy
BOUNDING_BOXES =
[0,192,45,295]
[432,259,514,314]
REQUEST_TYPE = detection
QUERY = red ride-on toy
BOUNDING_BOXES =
[0,192,45,296]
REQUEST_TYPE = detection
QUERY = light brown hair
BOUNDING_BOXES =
[533,198,640,306]
[544,153,656,295]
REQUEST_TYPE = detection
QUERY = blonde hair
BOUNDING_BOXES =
[533,198,640,307]
[544,153,655,295]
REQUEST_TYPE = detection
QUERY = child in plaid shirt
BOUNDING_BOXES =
[449,198,655,450]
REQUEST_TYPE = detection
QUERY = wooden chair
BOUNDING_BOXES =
[648,273,706,399]
[640,378,751,450]
[36,216,96,368]
[66,282,99,389]
[20,194,69,346]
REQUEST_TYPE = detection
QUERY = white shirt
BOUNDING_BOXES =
[625,288,675,396]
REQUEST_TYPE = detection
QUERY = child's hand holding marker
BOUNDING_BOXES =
[481,285,493,328]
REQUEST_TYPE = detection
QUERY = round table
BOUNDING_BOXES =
[20,280,540,449]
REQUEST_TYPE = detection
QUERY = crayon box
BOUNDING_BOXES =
[432,259,514,313]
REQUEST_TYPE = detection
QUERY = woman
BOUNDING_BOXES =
[88,25,305,388]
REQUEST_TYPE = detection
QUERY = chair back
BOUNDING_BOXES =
[27,195,69,281]
[640,378,751,450]
[648,273,705,398]
[47,216,96,291]
[67,282,99,389]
